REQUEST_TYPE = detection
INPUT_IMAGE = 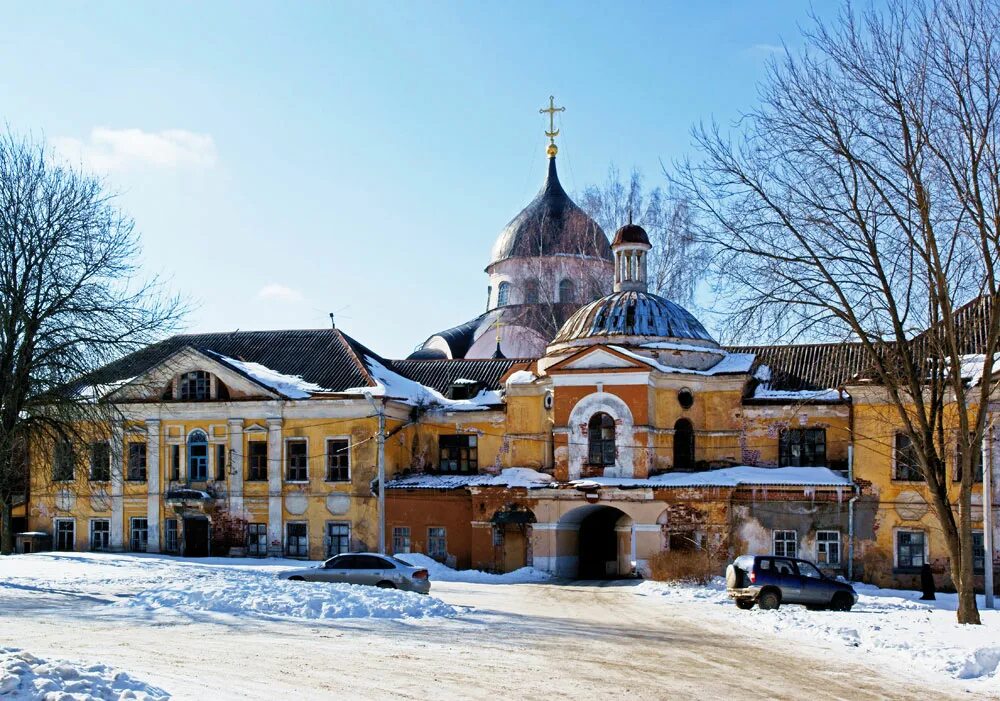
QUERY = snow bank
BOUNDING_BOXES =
[635,578,1000,687]
[124,572,458,621]
[0,647,169,700]
[398,553,552,584]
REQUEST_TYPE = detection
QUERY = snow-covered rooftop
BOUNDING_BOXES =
[346,356,503,411]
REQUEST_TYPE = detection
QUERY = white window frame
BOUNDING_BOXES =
[772,530,797,558]
[893,528,929,570]
[427,527,447,560]
[89,518,110,552]
[285,521,309,558]
[392,527,411,554]
[53,518,76,551]
[129,517,149,553]
[815,530,841,566]
[324,436,351,483]
[284,438,309,483]
[324,521,351,558]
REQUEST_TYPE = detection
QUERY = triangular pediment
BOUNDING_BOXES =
[548,345,653,372]
[106,346,282,402]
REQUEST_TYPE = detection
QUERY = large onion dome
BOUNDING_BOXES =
[549,290,717,351]
[488,157,611,268]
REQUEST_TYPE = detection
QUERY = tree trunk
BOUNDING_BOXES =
[0,497,13,555]
[934,486,982,625]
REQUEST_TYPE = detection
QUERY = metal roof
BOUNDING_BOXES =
[553,290,716,346]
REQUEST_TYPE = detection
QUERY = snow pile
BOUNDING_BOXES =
[0,647,169,700]
[483,467,554,488]
[211,353,327,398]
[505,370,537,385]
[571,465,851,488]
[635,578,1000,686]
[398,553,552,584]
[124,571,458,620]
[387,467,554,490]
[348,356,502,410]
[753,387,845,401]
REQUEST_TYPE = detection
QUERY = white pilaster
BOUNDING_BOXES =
[228,419,245,516]
[110,423,125,551]
[267,417,283,557]
[145,420,161,553]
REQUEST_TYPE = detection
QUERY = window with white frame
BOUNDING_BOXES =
[428,527,447,561]
[894,433,922,481]
[130,518,148,552]
[392,527,411,554]
[816,530,841,565]
[286,439,308,481]
[164,519,179,553]
[325,439,350,482]
[285,522,308,558]
[215,444,227,481]
[772,530,797,558]
[896,530,926,570]
[179,371,211,401]
[326,522,350,557]
[169,444,180,481]
[187,430,208,481]
[54,519,75,551]
[247,441,268,481]
[89,520,110,551]
[247,523,267,557]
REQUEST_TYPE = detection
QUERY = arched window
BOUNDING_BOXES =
[559,279,575,303]
[179,371,211,401]
[497,282,511,307]
[188,430,209,481]
[524,279,540,304]
[674,419,695,471]
[588,413,616,466]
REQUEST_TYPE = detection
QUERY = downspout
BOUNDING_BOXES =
[847,393,859,582]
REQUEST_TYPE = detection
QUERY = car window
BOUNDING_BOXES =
[356,555,394,569]
[334,555,359,569]
[388,555,413,568]
[758,558,771,571]
[323,556,342,569]
[773,559,795,576]
[796,561,822,579]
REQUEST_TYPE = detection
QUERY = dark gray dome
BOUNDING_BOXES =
[488,157,611,267]
[552,291,716,347]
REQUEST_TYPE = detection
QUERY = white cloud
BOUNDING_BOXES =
[749,43,787,56]
[52,128,217,172]
[257,284,306,304]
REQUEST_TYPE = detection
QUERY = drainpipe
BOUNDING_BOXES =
[365,393,387,555]
[983,420,994,608]
[848,443,859,582]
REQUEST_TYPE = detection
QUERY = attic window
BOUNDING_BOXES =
[179,371,211,401]
[446,379,480,400]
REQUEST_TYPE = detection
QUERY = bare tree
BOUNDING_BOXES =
[675,0,1000,623]
[579,166,709,306]
[0,131,183,554]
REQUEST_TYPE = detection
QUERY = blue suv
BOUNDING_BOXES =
[726,555,858,611]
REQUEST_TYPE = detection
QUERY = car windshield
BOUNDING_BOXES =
[797,561,823,579]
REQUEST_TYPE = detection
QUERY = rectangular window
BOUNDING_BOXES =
[492,527,505,547]
[247,523,268,557]
[54,519,75,551]
[53,441,75,482]
[894,433,922,481]
[164,519,179,553]
[88,442,111,481]
[896,530,926,570]
[439,435,478,473]
[816,530,841,566]
[285,522,308,558]
[286,440,308,482]
[955,433,984,483]
[392,527,411,554]
[772,530,797,558]
[973,531,985,574]
[778,429,826,467]
[130,518,149,552]
[127,442,147,482]
[428,527,447,561]
[89,520,110,551]
[325,522,351,557]
[325,439,350,482]
[170,445,180,481]
[248,441,268,481]
[215,444,227,481]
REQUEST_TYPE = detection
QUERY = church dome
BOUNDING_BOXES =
[488,157,611,267]
[612,223,650,246]
[549,290,717,351]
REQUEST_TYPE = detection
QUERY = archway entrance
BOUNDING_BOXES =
[558,504,633,579]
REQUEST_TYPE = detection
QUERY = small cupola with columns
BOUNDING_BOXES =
[611,221,652,292]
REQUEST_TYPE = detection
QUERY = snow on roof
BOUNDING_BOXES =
[609,346,755,376]
[387,467,554,490]
[571,466,852,488]
[348,356,503,411]
[211,353,327,399]
[957,353,1000,386]
[752,387,847,402]
[506,370,538,385]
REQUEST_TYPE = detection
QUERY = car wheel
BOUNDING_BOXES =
[758,590,780,610]
[830,592,853,612]
[735,598,754,610]
[376,581,396,589]
[288,576,304,581]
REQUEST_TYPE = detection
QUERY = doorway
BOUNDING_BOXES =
[183,517,210,557]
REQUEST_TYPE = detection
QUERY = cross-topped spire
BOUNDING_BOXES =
[539,95,565,158]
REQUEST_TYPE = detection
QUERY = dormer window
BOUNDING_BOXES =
[180,371,211,401]
[445,379,480,400]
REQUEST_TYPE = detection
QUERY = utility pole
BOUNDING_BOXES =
[366,393,386,554]
[984,422,995,608]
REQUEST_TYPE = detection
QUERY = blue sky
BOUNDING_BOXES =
[1,1,842,357]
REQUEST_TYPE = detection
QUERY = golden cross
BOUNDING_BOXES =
[493,316,508,343]
[539,95,565,155]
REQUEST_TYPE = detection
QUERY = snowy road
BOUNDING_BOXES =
[1,556,980,700]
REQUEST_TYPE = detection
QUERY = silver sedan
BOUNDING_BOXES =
[279,552,432,594]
